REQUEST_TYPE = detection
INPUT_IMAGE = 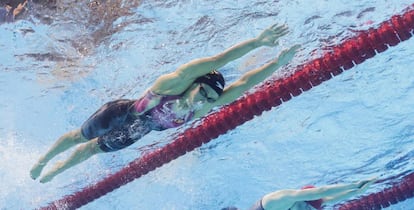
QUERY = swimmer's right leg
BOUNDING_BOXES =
[30,129,89,180]
[39,138,104,183]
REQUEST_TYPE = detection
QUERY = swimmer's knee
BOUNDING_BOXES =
[80,138,104,154]
[91,138,105,153]
[70,129,90,144]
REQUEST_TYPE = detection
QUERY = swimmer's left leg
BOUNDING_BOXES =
[30,129,88,180]
[39,138,104,183]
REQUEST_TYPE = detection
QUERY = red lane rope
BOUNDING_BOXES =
[335,171,414,210]
[40,4,414,210]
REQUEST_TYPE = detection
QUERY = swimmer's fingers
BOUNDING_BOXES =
[290,44,301,52]
[354,177,377,192]
[281,45,301,56]
[257,24,290,46]
[267,24,289,39]
[274,29,289,45]
[276,44,301,65]
[359,177,377,188]
[271,29,289,44]
[271,24,289,35]
[269,23,288,31]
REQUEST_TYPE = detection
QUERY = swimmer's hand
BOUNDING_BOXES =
[256,24,289,47]
[265,44,300,68]
[275,44,301,66]
[353,177,377,192]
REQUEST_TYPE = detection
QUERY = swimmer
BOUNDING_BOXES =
[30,24,300,183]
[223,177,376,210]
[0,0,27,23]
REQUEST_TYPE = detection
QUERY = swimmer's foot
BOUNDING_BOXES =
[39,161,63,183]
[39,172,55,183]
[30,162,46,180]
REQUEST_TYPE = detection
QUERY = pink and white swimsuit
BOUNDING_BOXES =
[133,90,194,129]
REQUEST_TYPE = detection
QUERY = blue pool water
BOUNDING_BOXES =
[1,0,414,209]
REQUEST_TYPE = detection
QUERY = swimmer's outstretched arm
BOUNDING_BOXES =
[193,44,300,118]
[320,177,376,204]
[221,45,300,103]
[152,24,289,95]
[261,177,376,209]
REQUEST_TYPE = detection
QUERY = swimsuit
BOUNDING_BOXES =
[81,91,194,152]
[133,90,194,129]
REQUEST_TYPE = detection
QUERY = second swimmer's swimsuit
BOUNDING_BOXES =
[81,91,194,152]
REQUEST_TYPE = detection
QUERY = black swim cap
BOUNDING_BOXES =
[194,70,225,96]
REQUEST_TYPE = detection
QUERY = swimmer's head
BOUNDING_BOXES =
[194,70,225,96]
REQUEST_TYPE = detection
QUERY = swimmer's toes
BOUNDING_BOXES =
[30,163,45,180]
[30,173,37,180]
[30,168,40,180]
[39,174,54,183]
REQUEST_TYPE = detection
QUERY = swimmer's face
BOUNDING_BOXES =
[187,83,220,105]
[198,83,219,103]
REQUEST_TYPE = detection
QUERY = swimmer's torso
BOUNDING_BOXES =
[133,90,194,129]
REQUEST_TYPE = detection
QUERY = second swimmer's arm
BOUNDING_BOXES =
[261,178,376,209]
[321,178,376,204]
[151,24,289,95]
